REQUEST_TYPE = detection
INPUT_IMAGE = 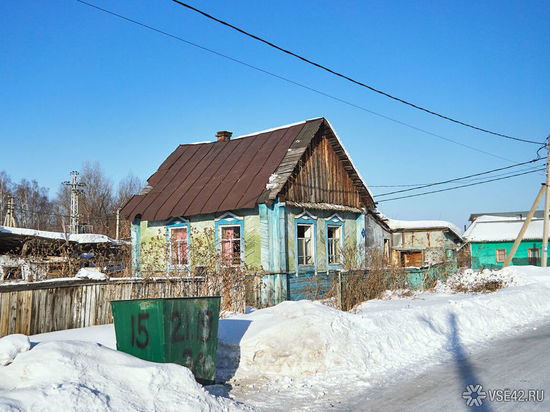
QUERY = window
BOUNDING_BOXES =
[221,226,241,266]
[402,251,422,267]
[528,248,540,266]
[495,249,506,263]
[169,227,188,266]
[297,224,314,265]
[384,239,390,261]
[327,225,342,264]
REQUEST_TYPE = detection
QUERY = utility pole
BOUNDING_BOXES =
[505,136,550,268]
[63,171,85,234]
[542,135,550,267]
[504,185,546,267]
[116,208,120,240]
[3,196,16,227]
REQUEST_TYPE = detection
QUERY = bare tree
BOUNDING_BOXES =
[115,173,144,209]
[13,179,53,230]
[2,164,143,237]
[114,173,144,239]
[80,161,115,236]
[52,182,71,232]
[0,172,54,230]
[0,171,13,225]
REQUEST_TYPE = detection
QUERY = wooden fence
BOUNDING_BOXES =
[0,277,214,337]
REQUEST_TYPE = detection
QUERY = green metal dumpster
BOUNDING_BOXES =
[110,296,220,385]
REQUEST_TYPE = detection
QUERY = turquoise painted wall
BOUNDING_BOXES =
[284,205,363,273]
[131,204,366,288]
[471,240,548,269]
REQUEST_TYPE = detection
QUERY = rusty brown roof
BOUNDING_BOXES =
[121,118,374,221]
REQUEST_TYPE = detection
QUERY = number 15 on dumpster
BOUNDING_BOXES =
[130,313,150,349]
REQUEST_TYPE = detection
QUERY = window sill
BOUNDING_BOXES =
[168,265,191,272]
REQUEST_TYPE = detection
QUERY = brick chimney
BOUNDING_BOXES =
[216,131,232,142]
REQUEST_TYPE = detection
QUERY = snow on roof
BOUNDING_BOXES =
[233,118,311,140]
[187,119,312,144]
[385,218,463,238]
[0,225,120,244]
[463,214,546,242]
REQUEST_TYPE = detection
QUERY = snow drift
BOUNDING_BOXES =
[0,338,247,411]
[218,266,550,384]
[2,266,549,410]
[0,334,30,366]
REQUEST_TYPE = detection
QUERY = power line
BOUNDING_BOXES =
[371,184,430,188]
[371,163,543,187]
[14,205,118,222]
[375,158,544,197]
[377,168,545,203]
[76,0,516,163]
[440,165,542,186]
[453,165,543,183]
[171,0,544,146]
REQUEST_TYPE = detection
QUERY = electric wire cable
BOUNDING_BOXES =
[377,168,545,203]
[76,0,518,163]
[371,164,543,188]
[375,158,544,197]
[171,0,544,145]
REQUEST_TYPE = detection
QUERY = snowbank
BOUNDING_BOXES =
[4,267,549,409]
[75,267,109,280]
[217,266,550,385]
[434,267,517,293]
[0,340,247,411]
[32,324,116,348]
[0,334,30,366]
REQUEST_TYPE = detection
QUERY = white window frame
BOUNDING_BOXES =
[495,248,506,263]
[168,226,189,268]
[297,223,314,266]
[327,225,343,265]
[220,224,242,266]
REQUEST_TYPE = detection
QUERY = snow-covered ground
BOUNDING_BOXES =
[214,266,550,409]
[1,266,550,410]
[0,333,248,411]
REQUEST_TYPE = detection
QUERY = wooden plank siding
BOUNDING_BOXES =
[0,277,235,337]
[279,133,364,208]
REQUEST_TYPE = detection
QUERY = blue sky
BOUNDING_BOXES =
[1,0,549,229]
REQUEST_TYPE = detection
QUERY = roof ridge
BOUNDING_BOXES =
[181,118,324,146]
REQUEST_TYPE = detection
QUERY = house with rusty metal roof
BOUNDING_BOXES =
[121,118,378,300]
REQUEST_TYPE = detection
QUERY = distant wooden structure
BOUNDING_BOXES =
[0,225,128,282]
[383,219,463,267]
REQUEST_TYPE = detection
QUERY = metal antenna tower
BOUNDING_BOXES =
[63,171,85,234]
[3,195,16,227]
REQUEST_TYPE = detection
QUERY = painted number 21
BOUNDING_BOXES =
[170,309,213,343]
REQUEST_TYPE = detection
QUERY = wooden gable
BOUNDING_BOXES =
[123,117,375,221]
[278,128,371,209]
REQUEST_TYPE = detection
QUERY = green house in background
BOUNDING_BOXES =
[463,213,549,269]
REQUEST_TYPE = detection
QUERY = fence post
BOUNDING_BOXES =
[338,271,342,310]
